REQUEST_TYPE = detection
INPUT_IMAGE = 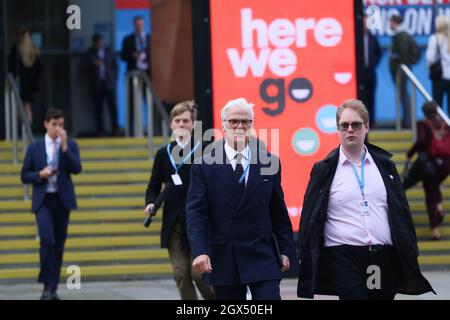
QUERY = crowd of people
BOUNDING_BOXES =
[11,13,450,301]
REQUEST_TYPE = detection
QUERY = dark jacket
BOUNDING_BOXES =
[297,143,434,298]
[120,33,151,72]
[21,139,82,213]
[186,141,294,286]
[86,46,118,92]
[8,45,42,102]
[145,139,204,250]
[366,32,382,82]
[390,31,417,79]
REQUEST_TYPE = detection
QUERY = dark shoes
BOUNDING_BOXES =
[40,290,60,300]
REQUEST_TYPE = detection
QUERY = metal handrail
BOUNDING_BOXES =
[125,70,170,160]
[4,73,35,200]
[397,64,450,141]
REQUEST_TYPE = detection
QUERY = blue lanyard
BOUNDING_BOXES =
[350,151,366,198]
[238,149,251,184]
[167,141,200,174]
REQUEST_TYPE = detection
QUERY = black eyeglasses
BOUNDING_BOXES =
[337,121,365,131]
[226,119,253,129]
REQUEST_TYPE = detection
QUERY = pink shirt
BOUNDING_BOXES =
[324,146,393,247]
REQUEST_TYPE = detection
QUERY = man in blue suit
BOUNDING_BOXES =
[21,108,82,300]
[186,98,294,300]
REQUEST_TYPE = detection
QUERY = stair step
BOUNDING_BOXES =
[418,255,450,266]
[0,137,164,149]
[0,184,148,198]
[0,235,159,250]
[0,197,144,211]
[368,131,413,141]
[0,210,157,224]
[0,222,161,237]
[0,161,152,175]
[0,263,172,280]
[0,249,168,265]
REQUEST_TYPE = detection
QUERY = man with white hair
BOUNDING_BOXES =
[186,98,294,300]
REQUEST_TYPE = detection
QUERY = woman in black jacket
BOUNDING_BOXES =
[8,27,42,124]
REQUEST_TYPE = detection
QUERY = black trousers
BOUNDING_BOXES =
[94,81,118,135]
[35,193,70,292]
[324,245,398,300]
[213,280,281,300]
[432,79,450,116]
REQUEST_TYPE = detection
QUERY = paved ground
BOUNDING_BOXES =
[0,271,449,300]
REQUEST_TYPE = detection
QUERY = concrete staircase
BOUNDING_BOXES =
[0,137,173,283]
[370,131,450,270]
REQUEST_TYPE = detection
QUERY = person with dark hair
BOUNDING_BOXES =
[145,101,214,300]
[297,99,434,300]
[389,14,420,128]
[21,108,82,300]
[362,14,382,127]
[86,33,119,136]
[120,15,151,135]
[8,27,42,124]
[404,101,450,240]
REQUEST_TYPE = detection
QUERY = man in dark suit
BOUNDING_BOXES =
[120,15,151,135]
[86,33,119,136]
[145,101,213,300]
[21,108,82,300]
[186,98,294,300]
[362,14,382,127]
[296,99,434,300]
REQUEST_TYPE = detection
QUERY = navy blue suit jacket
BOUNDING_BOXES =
[186,142,294,286]
[21,138,82,213]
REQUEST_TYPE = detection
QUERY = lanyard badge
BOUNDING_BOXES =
[167,142,200,186]
[351,151,370,216]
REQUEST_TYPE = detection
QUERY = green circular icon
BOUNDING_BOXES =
[292,128,320,155]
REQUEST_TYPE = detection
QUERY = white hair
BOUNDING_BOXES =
[221,98,255,123]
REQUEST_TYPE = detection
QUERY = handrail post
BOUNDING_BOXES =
[22,124,30,201]
[11,92,18,164]
[125,73,130,137]
[395,69,402,131]
[5,81,11,141]
[410,81,417,142]
[133,74,142,137]
[145,80,154,160]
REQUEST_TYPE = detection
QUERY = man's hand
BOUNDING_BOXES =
[39,166,58,180]
[281,255,290,273]
[58,129,68,152]
[144,203,155,216]
[192,254,212,274]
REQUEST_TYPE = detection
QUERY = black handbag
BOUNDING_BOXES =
[429,34,442,81]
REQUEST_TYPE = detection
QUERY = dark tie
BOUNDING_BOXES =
[235,153,245,193]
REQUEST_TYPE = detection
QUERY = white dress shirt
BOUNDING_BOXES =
[45,134,61,193]
[224,142,250,185]
[324,146,393,247]
[426,33,450,80]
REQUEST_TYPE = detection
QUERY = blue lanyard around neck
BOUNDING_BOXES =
[350,151,366,198]
[167,141,200,175]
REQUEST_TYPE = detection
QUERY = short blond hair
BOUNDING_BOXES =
[336,99,369,125]
[170,100,198,122]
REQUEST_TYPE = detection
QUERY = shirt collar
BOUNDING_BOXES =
[224,142,250,162]
[339,145,371,166]
[45,134,61,145]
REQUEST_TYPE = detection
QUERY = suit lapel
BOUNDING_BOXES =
[213,147,241,201]
[39,139,47,168]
